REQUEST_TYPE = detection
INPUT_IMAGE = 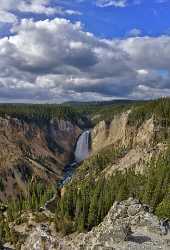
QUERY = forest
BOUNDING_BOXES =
[0,98,170,245]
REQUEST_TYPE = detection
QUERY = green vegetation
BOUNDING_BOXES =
[7,180,54,220]
[0,180,54,245]
[54,145,170,234]
[0,100,136,128]
[0,100,135,128]
[0,104,81,125]
[71,100,137,125]
[128,98,170,128]
[0,98,170,242]
[0,98,169,128]
[73,145,128,182]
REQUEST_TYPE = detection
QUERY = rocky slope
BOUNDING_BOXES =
[6,198,170,250]
[0,116,81,201]
[91,111,156,153]
[91,111,167,176]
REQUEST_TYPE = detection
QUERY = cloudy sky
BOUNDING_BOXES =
[0,0,170,103]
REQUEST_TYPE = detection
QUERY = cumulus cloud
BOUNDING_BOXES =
[0,0,82,25]
[0,17,170,102]
[18,0,58,15]
[119,36,170,71]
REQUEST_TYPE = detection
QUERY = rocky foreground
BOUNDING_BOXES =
[5,198,170,250]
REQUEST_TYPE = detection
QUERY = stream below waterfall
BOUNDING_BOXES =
[45,130,91,209]
[58,130,91,186]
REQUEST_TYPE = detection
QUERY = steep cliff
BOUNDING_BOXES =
[91,110,167,176]
[91,110,156,153]
[0,116,81,201]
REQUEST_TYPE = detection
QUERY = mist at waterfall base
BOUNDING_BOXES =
[59,131,90,186]
[75,131,90,163]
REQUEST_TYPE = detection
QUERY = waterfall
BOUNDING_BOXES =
[75,131,90,163]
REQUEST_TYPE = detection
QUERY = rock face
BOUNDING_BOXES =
[15,199,170,250]
[0,116,81,200]
[91,111,131,153]
[91,111,155,154]
[91,112,166,176]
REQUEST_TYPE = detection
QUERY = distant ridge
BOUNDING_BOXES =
[64,99,143,107]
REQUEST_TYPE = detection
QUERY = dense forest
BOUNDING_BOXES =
[0,104,80,125]
[53,144,170,234]
[0,98,169,127]
[0,101,135,128]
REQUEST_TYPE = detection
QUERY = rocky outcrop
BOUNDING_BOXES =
[103,143,166,177]
[11,199,170,250]
[91,111,131,153]
[91,111,166,176]
[0,116,81,200]
[91,111,156,154]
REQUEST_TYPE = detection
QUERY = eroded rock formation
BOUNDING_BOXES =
[0,116,81,200]
[8,199,170,250]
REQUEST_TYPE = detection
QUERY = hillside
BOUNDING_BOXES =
[51,98,170,233]
[0,99,170,249]
[0,104,84,201]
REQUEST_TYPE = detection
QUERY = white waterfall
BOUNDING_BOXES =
[75,131,90,163]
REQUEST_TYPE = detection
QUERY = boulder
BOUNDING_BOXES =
[127,204,142,216]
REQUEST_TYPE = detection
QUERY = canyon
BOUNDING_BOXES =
[0,116,81,201]
[0,100,170,250]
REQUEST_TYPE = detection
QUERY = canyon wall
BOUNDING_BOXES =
[0,116,81,200]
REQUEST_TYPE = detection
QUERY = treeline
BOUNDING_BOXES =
[66,97,170,128]
[128,97,170,128]
[0,98,169,128]
[72,100,137,125]
[54,148,170,234]
[0,104,81,125]
[0,101,133,127]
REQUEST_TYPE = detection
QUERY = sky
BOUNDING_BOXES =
[0,0,170,103]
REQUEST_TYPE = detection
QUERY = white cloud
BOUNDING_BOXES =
[0,10,18,23]
[18,0,58,15]
[64,9,82,16]
[96,0,128,8]
[127,28,142,37]
[137,69,149,75]
[95,0,143,8]
[0,17,170,102]
[131,85,170,99]
[119,36,170,71]
[0,0,82,25]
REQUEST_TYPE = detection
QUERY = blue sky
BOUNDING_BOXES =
[65,0,170,38]
[1,0,170,38]
[0,0,170,102]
